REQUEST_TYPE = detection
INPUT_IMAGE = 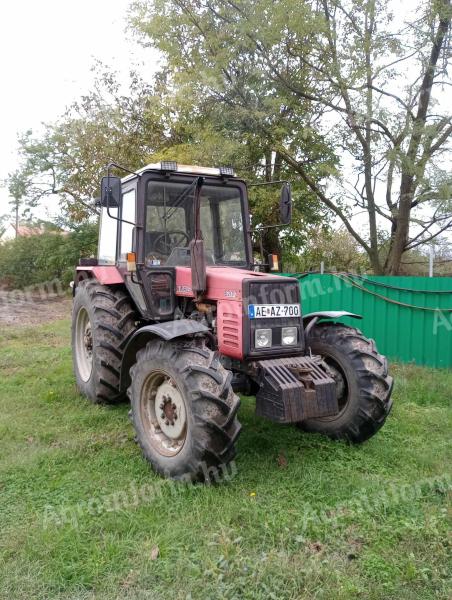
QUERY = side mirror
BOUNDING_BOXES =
[100,176,122,208]
[279,183,292,225]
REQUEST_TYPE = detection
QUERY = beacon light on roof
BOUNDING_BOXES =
[219,166,235,177]
[160,161,178,172]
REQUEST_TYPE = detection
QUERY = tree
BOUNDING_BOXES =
[131,0,451,274]
[0,214,8,239]
[6,169,29,237]
[291,227,370,273]
[9,66,177,223]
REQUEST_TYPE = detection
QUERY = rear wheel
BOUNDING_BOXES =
[128,338,241,481]
[72,280,137,403]
[300,322,393,443]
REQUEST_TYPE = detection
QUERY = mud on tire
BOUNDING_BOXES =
[128,338,241,482]
[300,322,393,443]
[72,279,137,403]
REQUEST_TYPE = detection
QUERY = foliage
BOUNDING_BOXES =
[9,65,178,223]
[0,317,450,598]
[131,0,452,274]
[5,169,30,223]
[0,214,9,239]
[0,223,98,289]
[287,227,370,273]
[7,1,450,273]
[133,0,336,259]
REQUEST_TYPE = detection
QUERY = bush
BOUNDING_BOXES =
[0,223,98,290]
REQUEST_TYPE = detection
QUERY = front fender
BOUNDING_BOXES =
[119,320,209,392]
[302,310,362,323]
[302,311,362,338]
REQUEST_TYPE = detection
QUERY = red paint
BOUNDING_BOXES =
[175,266,275,301]
[175,266,289,360]
[217,300,244,359]
[76,266,124,285]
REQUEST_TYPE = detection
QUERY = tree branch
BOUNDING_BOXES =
[406,218,452,250]
[278,147,371,253]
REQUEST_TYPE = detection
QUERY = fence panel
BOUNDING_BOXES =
[286,273,452,368]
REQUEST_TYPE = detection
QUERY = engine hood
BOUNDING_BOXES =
[174,266,298,302]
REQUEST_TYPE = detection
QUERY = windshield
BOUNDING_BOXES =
[145,180,247,267]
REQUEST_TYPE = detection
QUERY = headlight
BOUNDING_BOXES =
[281,326,297,346]
[255,328,272,348]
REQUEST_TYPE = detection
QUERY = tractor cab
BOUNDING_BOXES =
[97,162,252,269]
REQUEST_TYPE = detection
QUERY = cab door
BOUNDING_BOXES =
[118,183,150,317]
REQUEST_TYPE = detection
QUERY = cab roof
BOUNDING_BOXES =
[121,162,236,183]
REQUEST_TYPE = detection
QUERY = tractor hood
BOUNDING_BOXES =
[174,266,298,302]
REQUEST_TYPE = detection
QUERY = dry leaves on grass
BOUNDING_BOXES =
[277,452,287,468]
[308,541,324,554]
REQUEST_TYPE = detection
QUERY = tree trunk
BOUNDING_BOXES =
[384,186,414,274]
[369,249,384,275]
[15,201,19,239]
[385,2,450,274]
[252,230,282,269]
[364,1,380,269]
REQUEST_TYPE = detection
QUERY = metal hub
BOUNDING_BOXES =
[84,327,93,356]
[155,381,186,439]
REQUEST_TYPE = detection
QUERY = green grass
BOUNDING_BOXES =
[0,319,450,600]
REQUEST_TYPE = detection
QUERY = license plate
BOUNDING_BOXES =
[248,304,301,319]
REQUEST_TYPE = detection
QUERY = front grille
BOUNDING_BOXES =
[244,278,304,357]
[248,280,300,305]
[222,312,240,349]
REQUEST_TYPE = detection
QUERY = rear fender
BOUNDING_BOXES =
[119,320,209,392]
[74,266,124,288]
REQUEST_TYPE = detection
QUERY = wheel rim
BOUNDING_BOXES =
[75,307,93,382]
[140,370,187,457]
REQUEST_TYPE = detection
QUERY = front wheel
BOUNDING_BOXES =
[128,339,241,481]
[299,322,393,443]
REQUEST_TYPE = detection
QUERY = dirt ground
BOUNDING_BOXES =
[0,293,72,327]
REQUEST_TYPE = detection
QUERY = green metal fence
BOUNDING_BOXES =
[287,273,452,368]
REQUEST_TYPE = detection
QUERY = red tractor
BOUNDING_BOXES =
[72,162,393,481]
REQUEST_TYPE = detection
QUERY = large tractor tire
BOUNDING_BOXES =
[72,280,137,403]
[300,322,393,443]
[128,338,241,482]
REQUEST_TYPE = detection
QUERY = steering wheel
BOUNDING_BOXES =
[153,230,190,255]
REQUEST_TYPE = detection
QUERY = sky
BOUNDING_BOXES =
[0,0,152,221]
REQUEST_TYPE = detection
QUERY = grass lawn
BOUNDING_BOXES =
[0,318,450,600]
